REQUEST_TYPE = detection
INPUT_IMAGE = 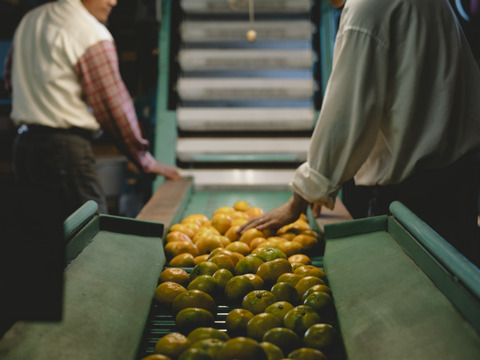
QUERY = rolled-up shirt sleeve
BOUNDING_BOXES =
[291,28,389,208]
[74,39,155,172]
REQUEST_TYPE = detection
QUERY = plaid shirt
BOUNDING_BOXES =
[74,40,155,171]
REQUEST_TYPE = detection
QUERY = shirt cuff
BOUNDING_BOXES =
[289,162,341,210]
[139,151,157,172]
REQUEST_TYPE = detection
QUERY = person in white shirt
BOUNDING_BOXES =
[239,0,480,266]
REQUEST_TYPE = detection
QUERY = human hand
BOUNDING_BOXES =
[147,161,182,180]
[237,193,310,234]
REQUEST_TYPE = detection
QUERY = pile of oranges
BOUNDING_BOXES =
[143,201,344,360]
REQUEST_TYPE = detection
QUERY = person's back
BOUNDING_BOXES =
[10,0,111,131]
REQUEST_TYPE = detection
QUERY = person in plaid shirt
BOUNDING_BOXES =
[4,0,181,221]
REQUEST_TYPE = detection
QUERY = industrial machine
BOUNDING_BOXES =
[1,2,479,360]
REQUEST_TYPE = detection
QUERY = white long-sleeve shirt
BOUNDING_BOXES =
[291,0,480,208]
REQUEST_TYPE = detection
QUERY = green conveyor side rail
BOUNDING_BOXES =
[186,154,303,163]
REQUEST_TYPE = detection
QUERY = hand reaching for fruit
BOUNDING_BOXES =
[238,193,310,234]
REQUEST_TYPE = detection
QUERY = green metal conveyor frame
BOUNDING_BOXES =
[1,180,479,360]
[323,201,480,359]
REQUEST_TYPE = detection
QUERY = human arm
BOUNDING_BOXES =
[75,40,181,180]
[240,28,389,233]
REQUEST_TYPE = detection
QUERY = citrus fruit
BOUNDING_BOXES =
[208,253,236,272]
[303,291,334,318]
[159,267,190,287]
[216,337,267,360]
[288,347,327,360]
[177,348,211,360]
[168,253,195,267]
[253,247,288,262]
[256,258,292,284]
[214,206,235,214]
[166,231,193,244]
[301,285,333,302]
[239,228,266,246]
[194,254,210,264]
[212,213,232,234]
[276,273,303,287]
[245,206,265,218]
[276,240,303,257]
[169,224,196,239]
[164,240,199,260]
[154,332,191,359]
[187,274,219,296]
[246,312,283,341]
[242,290,277,314]
[188,338,225,358]
[213,268,234,290]
[270,282,300,304]
[262,327,301,355]
[244,273,265,290]
[187,327,230,343]
[175,307,215,334]
[171,289,217,316]
[264,301,294,321]
[225,241,251,256]
[142,354,172,360]
[224,225,241,242]
[294,265,327,281]
[291,234,320,253]
[195,236,224,255]
[295,276,326,298]
[303,323,341,353]
[225,308,255,337]
[259,341,284,360]
[277,218,310,234]
[234,200,250,211]
[224,275,256,304]
[154,281,187,307]
[288,254,312,265]
[249,237,268,250]
[182,214,209,225]
[279,232,297,241]
[283,305,322,337]
[190,261,219,281]
[235,255,264,275]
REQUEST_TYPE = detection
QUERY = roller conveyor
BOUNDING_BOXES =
[1,179,479,360]
[178,49,315,71]
[177,108,315,132]
[180,21,313,43]
[179,0,312,14]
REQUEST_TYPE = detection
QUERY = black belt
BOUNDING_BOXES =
[19,124,99,140]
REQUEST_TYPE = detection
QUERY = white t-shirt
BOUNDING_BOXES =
[10,0,112,131]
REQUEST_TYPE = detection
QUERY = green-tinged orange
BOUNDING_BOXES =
[175,307,215,334]
[225,308,255,337]
[262,327,301,355]
[216,337,267,360]
[288,347,327,360]
[259,341,284,360]
[242,290,277,314]
[153,332,191,359]
[171,289,217,316]
[224,275,256,304]
[246,312,283,342]
[264,301,294,321]
[283,305,322,337]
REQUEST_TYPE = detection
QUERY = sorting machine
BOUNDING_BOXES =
[1,1,480,359]
[0,178,479,360]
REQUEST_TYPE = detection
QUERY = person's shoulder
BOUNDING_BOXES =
[57,0,112,44]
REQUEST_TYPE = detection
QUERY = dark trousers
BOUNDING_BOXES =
[343,153,480,267]
[12,128,108,223]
